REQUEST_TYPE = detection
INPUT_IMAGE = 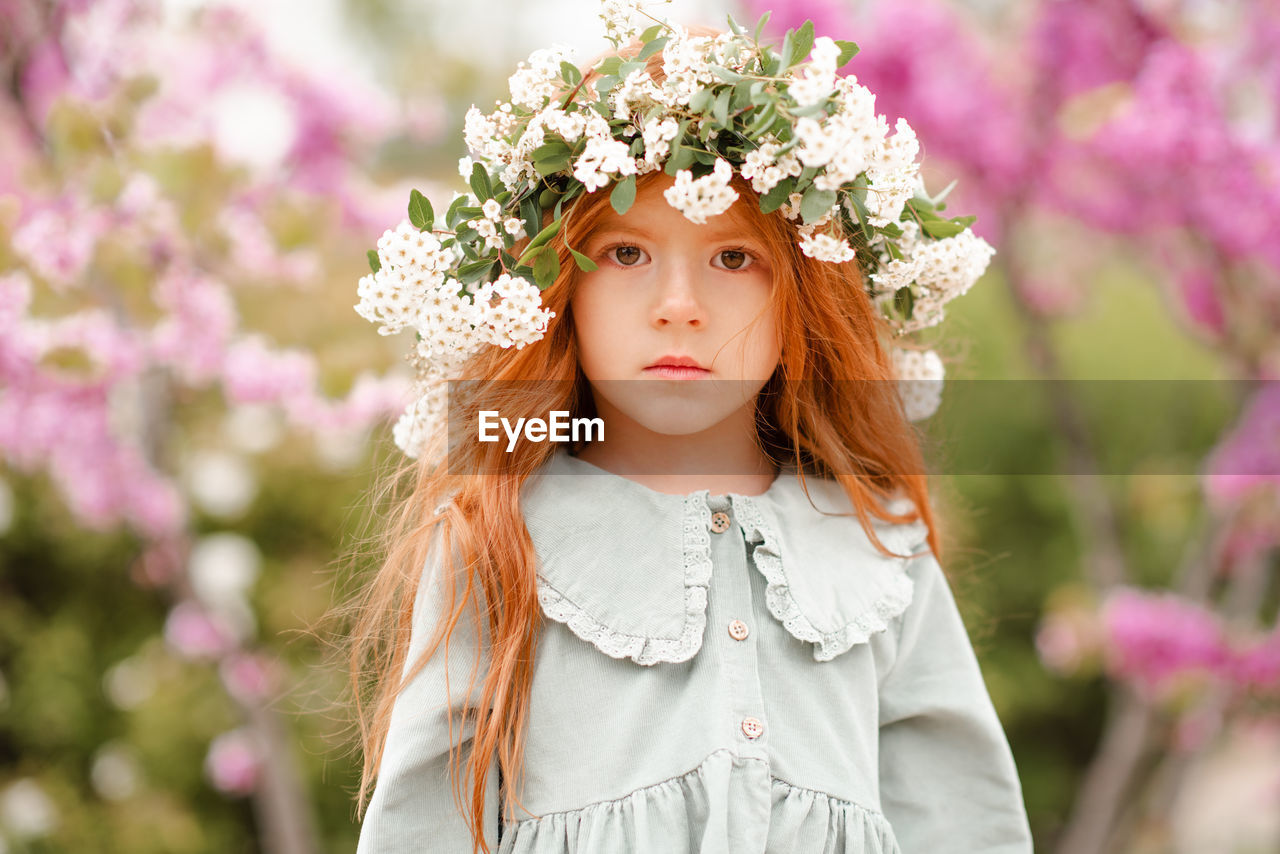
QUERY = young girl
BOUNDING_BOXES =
[346,6,1033,853]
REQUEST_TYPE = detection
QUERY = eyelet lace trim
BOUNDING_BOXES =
[732,496,924,662]
[536,492,714,666]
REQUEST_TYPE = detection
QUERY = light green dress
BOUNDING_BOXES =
[357,445,1033,853]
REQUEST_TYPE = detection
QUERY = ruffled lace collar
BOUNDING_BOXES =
[519,446,930,666]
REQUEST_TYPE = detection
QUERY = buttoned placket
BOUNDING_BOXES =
[703,493,770,762]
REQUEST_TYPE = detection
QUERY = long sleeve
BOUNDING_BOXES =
[357,537,500,854]
[877,549,1034,853]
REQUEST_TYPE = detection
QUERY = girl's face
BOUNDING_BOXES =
[571,173,781,440]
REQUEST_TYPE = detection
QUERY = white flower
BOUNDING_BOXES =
[798,231,856,263]
[393,381,448,460]
[599,0,646,44]
[482,199,502,220]
[787,36,841,108]
[661,29,720,105]
[573,129,638,191]
[472,273,556,350]
[740,140,803,195]
[508,46,570,110]
[611,68,666,120]
[663,158,738,224]
[503,217,527,238]
[892,347,944,421]
[639,116,679,172]
[457,155,474,178]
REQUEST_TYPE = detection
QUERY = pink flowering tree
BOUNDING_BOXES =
[749,0,1280,851]
[0,0,443,848]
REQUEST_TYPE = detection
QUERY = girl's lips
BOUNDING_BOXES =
[643,365,712,380]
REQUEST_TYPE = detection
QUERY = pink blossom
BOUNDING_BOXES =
[204,728,261,796]
[1100,587,1229,696]
[149,269,237,385]
[10,198,108,288]
[1202,383,1280,507]
[222,336,317,406]
[163,600,235,660]
[1176,268,1226,337]
[219,652,278,703]
[1231,630,1280,692]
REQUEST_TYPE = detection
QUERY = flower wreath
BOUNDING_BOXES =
[355,0,994,458]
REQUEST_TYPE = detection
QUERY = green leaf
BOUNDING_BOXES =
[712,87,731,126]
[532,244,560,288]
[366,249,381,274]
[639,23,664,42]
[619,59,645,77]
[594,75,619,96]
[746,102,776,137]
[470,162,493,200]
[754,10,772,42]
[726,13,744,35]
[445,194,469,229]
[456,226,479,244]
[638,37,668,62]
[458,257,497,284]
[560,60,582,87]
[920,219,967,238]
[779,28,795,71]
[533,153,572,175]
[570,248,598,272]
[520,195,541,242]
[731,80,754,113]
[791,20,814,69]
[408,189,434,231]
[800,187,837,224]
[835,40,860,68]
[666,141,697,173]
[517,217,562,265]
[893,286,914,317]
[688,88,714,114]
[611,173,637,215]
[595,56,624,76]
[710,65,744,84]
[759,176,795,214]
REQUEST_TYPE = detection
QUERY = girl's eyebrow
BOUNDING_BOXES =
[588,224,655,240]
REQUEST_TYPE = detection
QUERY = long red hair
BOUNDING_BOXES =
[341,30,945,854]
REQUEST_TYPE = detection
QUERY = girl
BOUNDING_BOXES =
[346,7,1033,853]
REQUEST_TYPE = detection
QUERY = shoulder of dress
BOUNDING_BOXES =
[732,474,931,662]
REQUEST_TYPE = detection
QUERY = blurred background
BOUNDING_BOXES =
[1,0,1277,851]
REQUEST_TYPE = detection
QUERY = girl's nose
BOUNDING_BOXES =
[651,260,705,328]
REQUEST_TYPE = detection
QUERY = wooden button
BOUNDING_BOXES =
[728,619,749,640]
[741,717,764,739]
[710,511,731,533]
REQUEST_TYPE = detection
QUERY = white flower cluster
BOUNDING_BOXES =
[360,0,998,457]
[507,46,571,111]
[468,198,526,252]
[787,36,841,108]
[663,158,739,224]
[740,139,803,195]
[639,117,679,173]
[599,0,647,44]
[891,347,945,421]
[355,220,455,335]
[574,116,638,191]
[871,223,996,334]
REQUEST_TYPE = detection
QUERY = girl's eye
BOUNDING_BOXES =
[714,249,753,271]
[607,245,648,266]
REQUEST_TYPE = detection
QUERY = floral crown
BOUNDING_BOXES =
[355,0,994,459]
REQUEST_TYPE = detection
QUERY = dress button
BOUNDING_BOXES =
[741,717,764,739]
[727,619,749,640]
[710,511,731,533]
